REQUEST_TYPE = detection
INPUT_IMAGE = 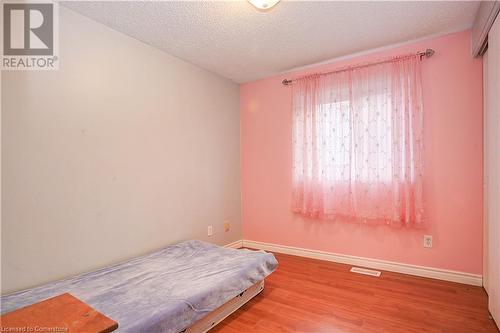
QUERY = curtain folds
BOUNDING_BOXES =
[291,55,425,227]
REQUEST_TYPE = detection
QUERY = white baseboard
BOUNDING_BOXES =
[224,240,243,249]
[242,239,483,287]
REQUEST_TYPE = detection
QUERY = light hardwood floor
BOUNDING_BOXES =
[212,252,499,332]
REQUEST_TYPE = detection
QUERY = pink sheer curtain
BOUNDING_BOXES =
[291,55,424,227]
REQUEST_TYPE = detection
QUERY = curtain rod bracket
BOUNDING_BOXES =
[420,48,435,59]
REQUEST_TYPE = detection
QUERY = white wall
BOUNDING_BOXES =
[1,6,241,294]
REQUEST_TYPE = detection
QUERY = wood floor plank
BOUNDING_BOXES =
[211,252,499,333]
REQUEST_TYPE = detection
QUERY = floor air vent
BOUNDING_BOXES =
[350,267,381,277]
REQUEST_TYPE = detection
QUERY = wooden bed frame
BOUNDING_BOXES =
[182,280,264,333]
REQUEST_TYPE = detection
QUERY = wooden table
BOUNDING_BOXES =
[0,293,118,333]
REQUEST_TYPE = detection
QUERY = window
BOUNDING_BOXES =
[291,56,424,227]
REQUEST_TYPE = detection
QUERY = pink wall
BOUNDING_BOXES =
[240,30,483,274]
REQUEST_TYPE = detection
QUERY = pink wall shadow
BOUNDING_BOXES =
[240,30,483,274]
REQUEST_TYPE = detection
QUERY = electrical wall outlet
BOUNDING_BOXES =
[207,225,213,236]
[224,221,230,232]
[423,235,433,248]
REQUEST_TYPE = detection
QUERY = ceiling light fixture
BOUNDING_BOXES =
[248,0,280,10]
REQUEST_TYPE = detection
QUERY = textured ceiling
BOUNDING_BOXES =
[62,1,479,83]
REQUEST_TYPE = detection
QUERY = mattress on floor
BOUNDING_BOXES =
[0,240,278,333]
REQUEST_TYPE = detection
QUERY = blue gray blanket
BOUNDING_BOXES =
[0,240,278,332]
